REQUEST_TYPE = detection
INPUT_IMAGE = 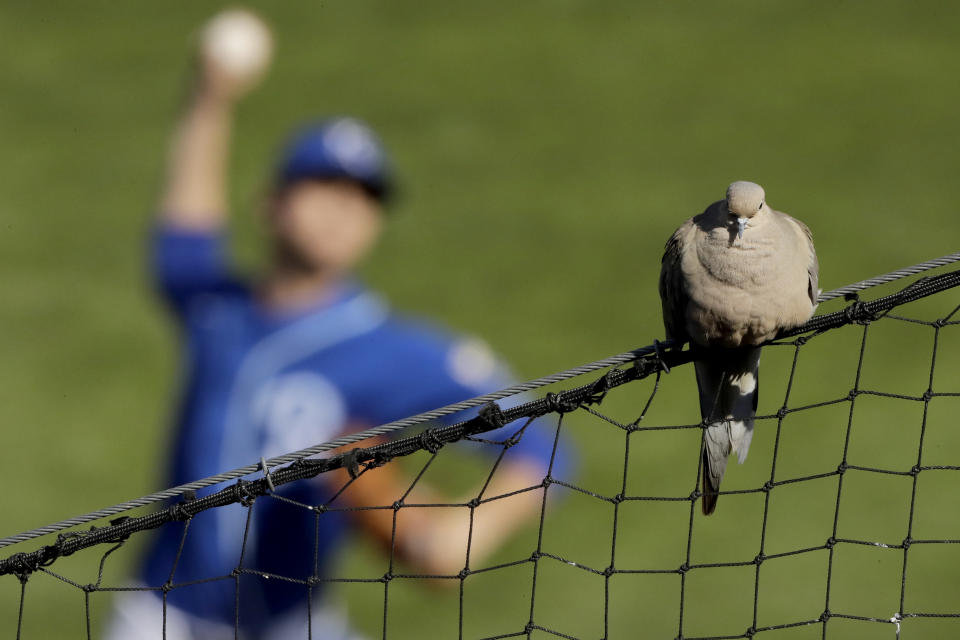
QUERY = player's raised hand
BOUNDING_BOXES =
[160,9,273,227]
[196,8,273,103]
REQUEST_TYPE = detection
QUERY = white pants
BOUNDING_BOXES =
[103,588,366,640]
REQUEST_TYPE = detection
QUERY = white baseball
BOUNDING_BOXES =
[201,9,273,79]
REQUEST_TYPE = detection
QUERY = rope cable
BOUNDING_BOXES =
[0,252,957,553]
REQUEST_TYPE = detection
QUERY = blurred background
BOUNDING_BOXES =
[1,1,959,637]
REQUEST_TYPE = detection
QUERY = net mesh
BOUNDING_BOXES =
[2,264,959,639]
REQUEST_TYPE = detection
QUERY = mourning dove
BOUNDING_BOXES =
[659,181,819,514]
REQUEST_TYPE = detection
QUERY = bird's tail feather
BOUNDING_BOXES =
[694,347,761,515]
[701,447,719,515]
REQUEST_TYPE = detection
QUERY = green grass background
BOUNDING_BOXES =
[1,1,959,637]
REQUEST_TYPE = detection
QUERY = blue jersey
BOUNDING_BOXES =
[140,227,571,633]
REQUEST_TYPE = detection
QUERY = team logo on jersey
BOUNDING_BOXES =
[446,338,498,390]
[253,372,347,458]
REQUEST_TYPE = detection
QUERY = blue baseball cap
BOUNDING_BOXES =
[276,117,393,202]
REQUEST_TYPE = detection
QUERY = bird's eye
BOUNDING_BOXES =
[758,202,763,210]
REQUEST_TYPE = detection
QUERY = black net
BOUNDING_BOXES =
[2,267,959,639]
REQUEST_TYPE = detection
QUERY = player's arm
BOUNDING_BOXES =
[158,81,232,230]
[337,336,573,578]
[404,446,558,577]
[336,453,544,579]
[152,12,273,312]
[160,13,272,230]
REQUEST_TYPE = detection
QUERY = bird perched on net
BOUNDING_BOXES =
[659,181,819,514]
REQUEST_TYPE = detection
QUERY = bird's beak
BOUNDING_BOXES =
[737,217,748,239]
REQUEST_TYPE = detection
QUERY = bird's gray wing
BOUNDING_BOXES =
[789,215,820,307]
[659,221,692,344]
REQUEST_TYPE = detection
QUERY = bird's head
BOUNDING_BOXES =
[725,181,766,239]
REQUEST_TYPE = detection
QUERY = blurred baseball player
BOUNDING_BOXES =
[106,10,570,639]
